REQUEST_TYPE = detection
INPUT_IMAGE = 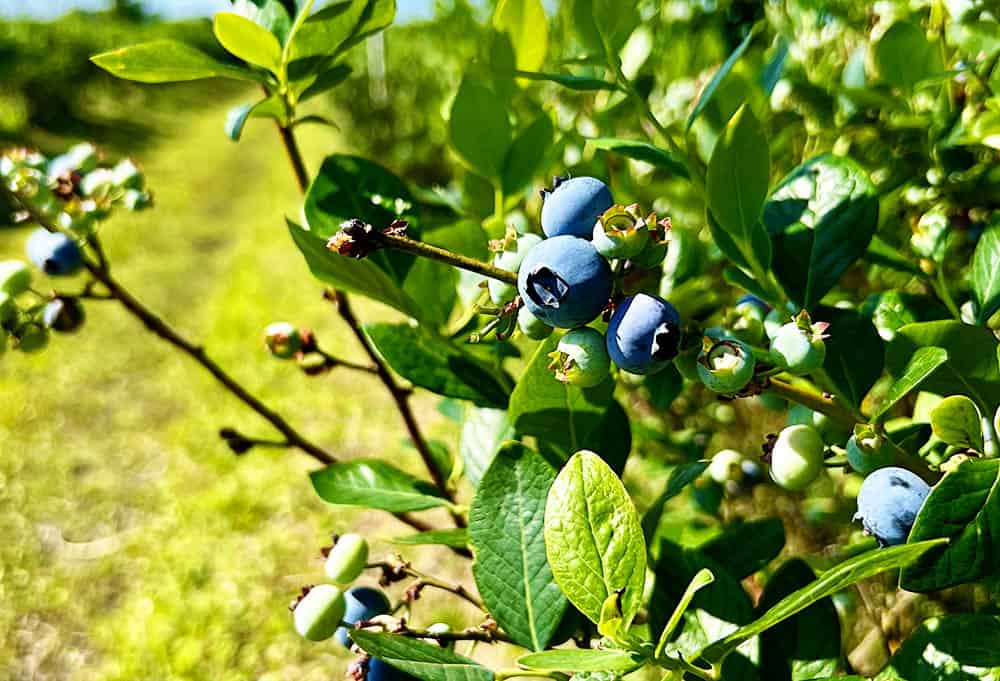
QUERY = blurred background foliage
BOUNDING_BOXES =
[3,0,1000,678]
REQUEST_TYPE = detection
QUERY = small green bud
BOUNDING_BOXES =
[518,306,553,340]
[548,328,610,388]
[324,533,369,585]
[293,584,347,641]
[591,204,650,259]
[697,337,755,393]
[769,424,824,491]
[845,426,893,475]
[0,260,31,296]
[264,322,302,359]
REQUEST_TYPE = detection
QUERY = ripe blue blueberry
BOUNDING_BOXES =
[26,229,83,276]
[548,327,610,387]
[517,236,612,328]
[488,233,542,304]
[605,293,681,374]
[540,176,614,238]
[854,467,931,546]
[293,584,346,642]
[335,586,391,648]
[697,338,755,393]
[517,306,552,340]
[42,297,85,333]
[369,657,420,681]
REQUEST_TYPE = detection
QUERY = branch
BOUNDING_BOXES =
[766,378,857,430]
[368,560,482,608]
[370,227,517,285]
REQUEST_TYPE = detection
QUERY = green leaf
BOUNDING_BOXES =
[763,154,879,309]
[886,321,1000,408]
[350,630,493,681]
[875,615,1000,680]
[508,333,614,451]
[586,138,689,178]
[930,395,983,450]
[290,0,395,62]
[365,323,510,408]
[698,539,947,664]
[814,306,884,408]
[654,568,715,658]
[700,518,785,580]
[231,0,293,43]
[470,443,566,650]
[687,26,756,130]
[388,529,469,549]
[214,12,283,72]
[493,0,548,72]
[972,220,1000,324]
[517,649,646,673]
[287,219,423,321]
[92,40,266,83]
[544,451,647,626]
[224,95,284,141]
[300,63,353,101]
[874,21,943,92]
[757,559,841,681]
[502,113,554,196]
[459,408,516,488]
[706,104,770,267]
[514,70,619,91]
[449,77,512,181]
[900,459,1000,592]
[642,462,709,548]
[310,459,448,513]
[872,347,949,422]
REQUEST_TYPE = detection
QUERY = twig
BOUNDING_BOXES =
[359,228,517,285]
[368,560,482,609]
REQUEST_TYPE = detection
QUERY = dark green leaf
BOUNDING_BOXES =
[587,138,689,177]
[214,11,283,72]
[886,321,1000,408]
[814,306,884,408]
[865,236,922,275]
[459,407,516,488]
[545,451,646,626]
[518,649,646,673]
[700,519,785,580]
[687,26,756,130]
[971,220,1000,324]
[92,40,266,83]
[449,77,512,181]
[310,459,448,513]
[350,630,493,681]
[900,459,1000,592]
[365,323,510,408]
[699,539,947,664]
[646,363,684,411]
[875,615,1000,680]
[514,70,620,90]
[470,443,566,650]
[763,155,879,309]
[503,113,554,196]
[757,559,841,681]
[508,333,614,451]
[642,462,709,548]
[871,347,949,422]
[388,529,469,549]
[300,63,353,101]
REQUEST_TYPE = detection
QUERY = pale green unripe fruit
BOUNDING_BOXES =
[770,322,826,374]
[518,306,553,340]
[770,425,825,491]
[324,533,369,585]
[488,233,542,305]
[708,449,744,484]
[697,338,755,393]
[549,328,610,387]
[293,584,346,641]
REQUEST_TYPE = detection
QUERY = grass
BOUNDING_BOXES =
[0,91,474,681]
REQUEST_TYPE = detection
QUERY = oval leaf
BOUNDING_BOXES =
[586,137,689,177]
[815,306,885,408]
[544,451,647,626]
[971,219,1000,324]
[871,346,949,423]
[448,77,512,180]
[518,649,646,673]
[350,630,493,681]
[877,615,1000,680]
[459,407,516,488]
[310,459,448,513]
[388,529,469,549]
[930,395,983,450]
[91,40,265,83]
[214,12,283,72]
[493,0,548,72]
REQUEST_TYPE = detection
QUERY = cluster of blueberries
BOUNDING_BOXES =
[292,534,428,681]
[0,145,151,356]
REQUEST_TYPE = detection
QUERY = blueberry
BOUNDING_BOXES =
[548,327,610,387]
[517,306,553,340]
[786,405,851,446]
[324,533,369,585]
[591,204,649,259]
[0,260,31,295]
[770,321,826,374]
[517,236,612,328]
[697,338,755,394]
[854,467,930,546]
[293,584,346,642]
[769,424,824,491]
[540,176,614,239]
[708,449,744,484]
[264,322,302,359]
[336,586,391,648]
[26,229,83,276]
[488,233,542,304]
[42,297,85,333]
[736,294,770,315]
[606,293,681,374]
[845,429,894,475]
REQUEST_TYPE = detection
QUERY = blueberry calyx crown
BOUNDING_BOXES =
[525,265,569,309]
[651,321,681,361]
[538,175,569,201]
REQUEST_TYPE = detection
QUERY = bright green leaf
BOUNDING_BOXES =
[231,0,293,43]
[642,462,709,548]
[874,21,943,91]
[514,70,619,91]
[586,138,689,177]
[214,12,283,72]
[388,529,469,549]
[687,25,757,130]
[518,649,646,673]
[92,40,266,83]
[310,459,448,513]
[493,0,548,72]
[503,113,554,196]
[930,395,983,450]
[459,407,516,488]
[971,219,1000,324]
[350,630,493,681]
[872,347,949,422]
[448,77,512,181]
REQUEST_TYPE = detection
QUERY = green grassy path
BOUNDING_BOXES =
[0,96,463,680]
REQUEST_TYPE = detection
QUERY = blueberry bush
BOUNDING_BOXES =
[4,0,1000,679]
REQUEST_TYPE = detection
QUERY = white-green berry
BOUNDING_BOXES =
[324,534,369,585]
[293,584,347,641]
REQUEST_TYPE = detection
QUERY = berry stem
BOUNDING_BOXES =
[367,560,481,607]
[767,378,857,429]
[368,229,518,285]
[386,625,513,644]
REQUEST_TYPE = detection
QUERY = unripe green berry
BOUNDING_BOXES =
[0,260,31,296]
[729,301,765,344]
[770,322,826,374]
[16,324,49,353]
[770,424,825,491]
[845,428,893,475]
[786,405,850,445]
[113,159,144,190]
[293,584,347,641]
[708,449,743,484]
[697,338,755,393]
[264,322,302,359]
[80,168,117,197]
[548,328,610,388]
[518,306,553,340]
[324,533,369,585]
[764,308,787,340]
[488,233,542,305]
[591,204,650,259]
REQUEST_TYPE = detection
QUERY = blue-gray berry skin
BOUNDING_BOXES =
[42,298,85,333]
[540,176,614,238]
[369,658,419,681]
[606,293,681,374]
[26,229,83,276]
[854,467,931,546]
[517,236,612,328]
[736,293,769,315]
[335,586,391,648]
